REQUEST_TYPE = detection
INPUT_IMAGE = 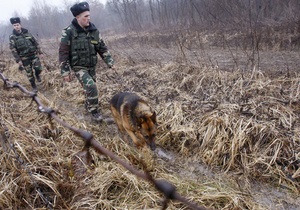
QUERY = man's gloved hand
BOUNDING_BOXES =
[18,65,24,71]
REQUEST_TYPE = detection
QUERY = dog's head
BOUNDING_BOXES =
[136,111,157,151]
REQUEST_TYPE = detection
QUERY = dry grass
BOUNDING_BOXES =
[0,37,299,210]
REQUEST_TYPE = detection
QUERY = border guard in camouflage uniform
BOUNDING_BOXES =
[9,17,43,92]
[59,1,114,122]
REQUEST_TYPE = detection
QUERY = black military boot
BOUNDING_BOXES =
[36,74,41,82]
[29,79,38,93]
[91,110,103,122]
[35,72,42,82]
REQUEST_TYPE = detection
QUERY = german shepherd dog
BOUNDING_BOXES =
[110,92,157,151]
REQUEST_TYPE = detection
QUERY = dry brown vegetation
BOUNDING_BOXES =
[1,31,300,210]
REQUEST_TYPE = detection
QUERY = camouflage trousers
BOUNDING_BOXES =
[22,54,42,86]
[73,66,98,113]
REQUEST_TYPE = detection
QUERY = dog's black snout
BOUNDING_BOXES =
[149,141,156,151]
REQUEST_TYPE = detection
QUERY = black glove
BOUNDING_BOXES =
[19,66,24,71]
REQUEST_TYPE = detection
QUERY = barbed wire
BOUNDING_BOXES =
[0,71,208,210]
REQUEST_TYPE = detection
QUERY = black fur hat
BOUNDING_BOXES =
[10,17,21,24]
[70,2,90,17]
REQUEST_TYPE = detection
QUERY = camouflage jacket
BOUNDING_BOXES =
[59,18,114,77]
[9,28,42,63]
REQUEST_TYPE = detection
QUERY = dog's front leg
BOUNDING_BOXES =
[121,132,133,146]
[126,129,144,149]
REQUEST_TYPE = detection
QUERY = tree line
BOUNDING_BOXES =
[0,0,299,46]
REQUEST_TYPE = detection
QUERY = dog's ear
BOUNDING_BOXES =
[140,117,145,123]
[151,111,156,124]
[136,116,144,127]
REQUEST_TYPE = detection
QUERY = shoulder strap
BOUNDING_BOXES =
[9,34,17,42]
[69,24,78,38]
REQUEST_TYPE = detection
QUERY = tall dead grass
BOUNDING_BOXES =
[153,63,299,191]
[0,47,299,210]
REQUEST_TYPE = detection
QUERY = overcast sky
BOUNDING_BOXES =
[1,0,107,24]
